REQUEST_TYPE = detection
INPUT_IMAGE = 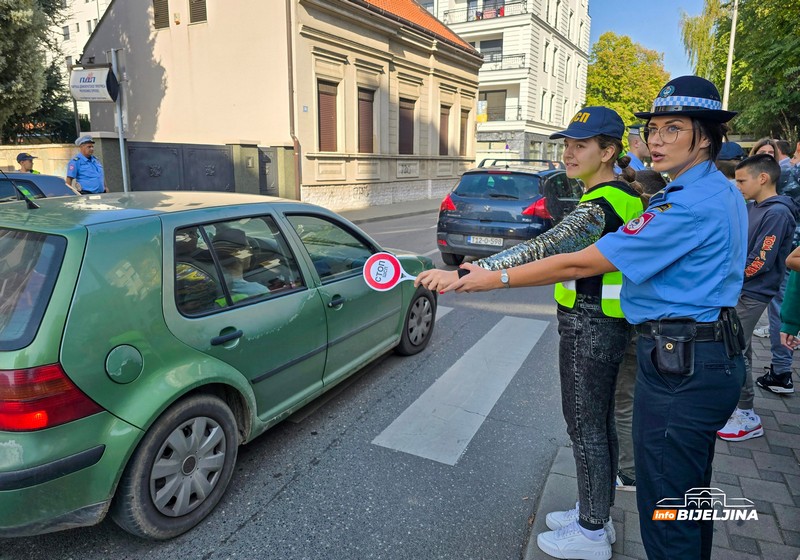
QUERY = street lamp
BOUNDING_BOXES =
[722,0,739,110]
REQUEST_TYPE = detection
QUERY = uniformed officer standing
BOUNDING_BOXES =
[416,76,747,560]
[66,135,107,194]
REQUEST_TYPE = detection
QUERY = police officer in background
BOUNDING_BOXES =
[66,135,107,194]
[416,75,747,560]
[625,124,649,171]
[16,153,40,174]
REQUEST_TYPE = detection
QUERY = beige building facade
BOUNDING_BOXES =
[82,0,482,210]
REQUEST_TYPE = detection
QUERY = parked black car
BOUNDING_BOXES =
[436,159,583,265]
[0,173,78,203]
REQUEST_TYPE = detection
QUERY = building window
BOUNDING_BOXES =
[552,47,558,75]
[543,41,550,72]
[357,88,375,154]
[318,81,338,152]
[565,55,571,83]
[439,105,451,156]
[459,109,469,157]
[399,98,415,155]
[189,0,207,23]
[545,0,551,22]
[65,55,73,68]
[479,90,507,121]
[576,62,581,87]
[568,11,574,40]
[555,0,561,29]
[419,0,434,14]
[579,21,584,48]
[562,99,569,125]
[480,38,503,63]
[87,20,92,33]
[62,25,70,40]
[153,0,169,29]
[540,91,547,120]
[549,93,555,122]
[76,22,80,33]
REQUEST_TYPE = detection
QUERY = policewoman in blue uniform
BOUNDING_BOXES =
[66,135,107,194]
[416,76,747,560]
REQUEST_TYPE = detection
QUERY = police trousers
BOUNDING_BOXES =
[557,298,629,529]
[634,336,744,560]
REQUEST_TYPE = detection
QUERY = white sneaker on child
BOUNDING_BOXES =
[537,520,612,560]
[545,502,616,544]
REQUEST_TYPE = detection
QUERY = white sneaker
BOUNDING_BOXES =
[753,326,770,338]
[537,520,612,560]
[545,502,616,544]
[717,408,764,441]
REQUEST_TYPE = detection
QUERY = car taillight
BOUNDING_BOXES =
[522,198,553,220]
[440,194,456,212]
[0,364,104,431]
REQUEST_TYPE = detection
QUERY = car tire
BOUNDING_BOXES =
[441,252,464,266]
[110,394,239,540]
[396,287,436,356]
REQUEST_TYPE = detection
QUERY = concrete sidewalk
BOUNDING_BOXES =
[525,333,800,560]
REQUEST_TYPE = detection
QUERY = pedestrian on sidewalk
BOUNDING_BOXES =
[416,106,644,560]
[716,155,798,442]
[417,76,747,560]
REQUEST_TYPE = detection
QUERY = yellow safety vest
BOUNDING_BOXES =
[554,184,643,318]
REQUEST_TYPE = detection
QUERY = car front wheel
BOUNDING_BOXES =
[396,287,436,355]
[111,394,239,540]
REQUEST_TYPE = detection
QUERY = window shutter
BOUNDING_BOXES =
[189,0,207,23]
[439,106,450,156]
[318,81,338,152]
[153,0,169,29]
[459,110,469,156]
[358,89,374,154]
[399,98,415,155]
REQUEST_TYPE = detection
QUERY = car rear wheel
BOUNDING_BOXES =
[441,252,464,266]
[111,394,239,540]
[396,287,436,356]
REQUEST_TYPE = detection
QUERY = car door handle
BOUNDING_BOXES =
[211,329,243,346]
[327,296,345,308]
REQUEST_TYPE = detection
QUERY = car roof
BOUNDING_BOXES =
[463,166,564,177]
[0,173,77,198]
[0,191,313,231]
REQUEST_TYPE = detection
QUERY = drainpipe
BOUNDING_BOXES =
[286,0,302,201]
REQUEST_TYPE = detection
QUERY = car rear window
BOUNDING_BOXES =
[454,173,540,200]
[0,229,66,350]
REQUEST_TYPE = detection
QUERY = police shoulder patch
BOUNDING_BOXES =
[652,203,672,213]
[623,212,656,235]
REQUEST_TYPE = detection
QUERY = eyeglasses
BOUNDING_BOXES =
[642,124,691,145]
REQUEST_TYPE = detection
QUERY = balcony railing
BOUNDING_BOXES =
[481,52,526,70]
[443,1,528,24]
[479,104,522,122]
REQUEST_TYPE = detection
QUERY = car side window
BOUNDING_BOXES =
[174,216,305,316]
[286,215,374,282]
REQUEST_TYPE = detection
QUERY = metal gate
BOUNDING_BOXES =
[128,142,235,192]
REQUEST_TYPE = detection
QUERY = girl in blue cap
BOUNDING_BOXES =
[420,105,644,559]
[418,76,747,560]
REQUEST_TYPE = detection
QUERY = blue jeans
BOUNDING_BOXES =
[557,298,629,529]
[768,270,793,375]
[634,337,744,560]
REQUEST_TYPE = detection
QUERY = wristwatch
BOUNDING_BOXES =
[500,269,510,288]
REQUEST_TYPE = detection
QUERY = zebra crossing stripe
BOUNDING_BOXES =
[372,315,548,465]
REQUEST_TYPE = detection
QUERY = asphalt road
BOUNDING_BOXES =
[1,213,569,560]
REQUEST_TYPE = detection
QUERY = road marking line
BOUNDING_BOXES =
[372,316,548,465]
[436,305,453,320]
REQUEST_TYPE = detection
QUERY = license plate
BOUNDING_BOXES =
[467,235,503,247]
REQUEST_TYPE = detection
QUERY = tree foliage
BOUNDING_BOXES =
[681,0,800,139]
[585,32,671,131]
[0,0,66,133]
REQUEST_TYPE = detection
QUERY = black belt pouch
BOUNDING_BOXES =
[653,319,696,377]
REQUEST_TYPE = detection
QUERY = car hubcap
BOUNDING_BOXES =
[407,297,433,346]
[150,416,227,517]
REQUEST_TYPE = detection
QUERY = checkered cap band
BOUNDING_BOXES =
[652,95,723,112]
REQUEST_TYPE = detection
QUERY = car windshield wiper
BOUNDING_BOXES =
[487,193,518,199]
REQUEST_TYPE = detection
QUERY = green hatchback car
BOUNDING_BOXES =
[0,192,436,540]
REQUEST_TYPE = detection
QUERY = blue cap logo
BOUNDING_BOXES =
[659,85,675,98]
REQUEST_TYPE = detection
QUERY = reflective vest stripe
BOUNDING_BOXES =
[554,184,643,318]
